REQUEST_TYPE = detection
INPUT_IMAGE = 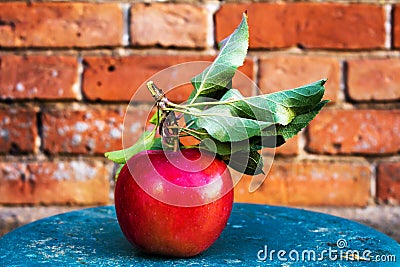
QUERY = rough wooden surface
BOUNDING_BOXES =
[0,204,399,266]
[1,205,400,243]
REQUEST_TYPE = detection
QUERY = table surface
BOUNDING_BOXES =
[0,203,399,266]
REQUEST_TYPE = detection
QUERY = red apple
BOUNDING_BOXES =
[114,148,234,257]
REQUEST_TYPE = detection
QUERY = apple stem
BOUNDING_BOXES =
[146,81,164,102]
[147,81,180,152]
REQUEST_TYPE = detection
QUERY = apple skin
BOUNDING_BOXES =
[114,148,234,257]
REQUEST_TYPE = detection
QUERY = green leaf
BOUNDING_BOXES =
[275,100,328,140]
[190,80,325,142]
[248,100,328,150]
[186,80,325,142]
[104,130,156,164]
[224,149,264,175]
[260,100,329,141]
[198,100,328,155]
[260,79,326,122]
[194,105,272,142]
[200,136,252,156]
[189,14,249,102]
[221,79,326,125]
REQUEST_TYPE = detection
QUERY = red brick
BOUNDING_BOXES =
[0,55,79,100]
[377,162,400,204]
[82,55,254,102]
[277,136,299,156]
[307,110,400,155]
[0,107,37,154]
[234,160,371,206]
[130,3,208,48]
[0,160,111,205]
[42,105,151,155]
[258,56,340,102]
[262,136,299,156]
[0,2,123,47]
[393,5,400,48]
[216,3,386,49]
[347,59,400,101]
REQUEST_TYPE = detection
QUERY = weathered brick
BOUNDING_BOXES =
[42,105,150,155]
[0,160,111,205]
[216,3,386,49]
[258,56,339,102]
[0,2,123,47]
[0,107,37,154]
[82,55,254,102]
[347,59,400,101]
[130,3,208,48]
[377,162,400,204]
[0,55,79,100]
[307,110,400,155]
[234,160,371,206]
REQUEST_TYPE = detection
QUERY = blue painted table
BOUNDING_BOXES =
[0,203,399,266]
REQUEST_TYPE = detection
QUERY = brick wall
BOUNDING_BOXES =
[0,1,399,209]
